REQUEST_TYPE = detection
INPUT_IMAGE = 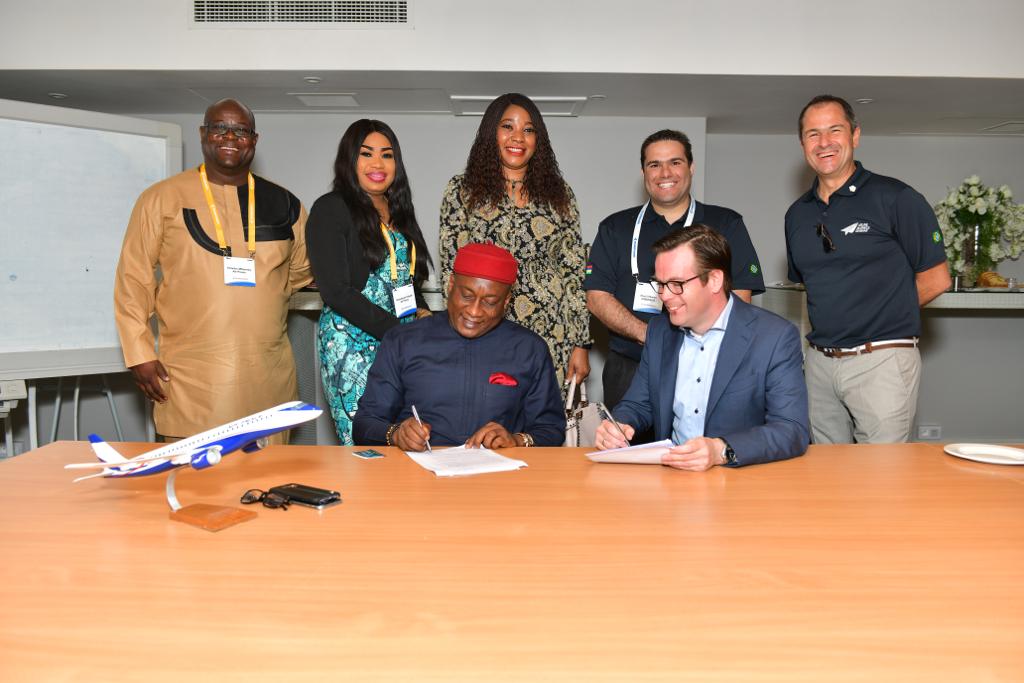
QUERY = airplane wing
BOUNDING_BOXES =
[65,450,193,471]
[65,445,223,471]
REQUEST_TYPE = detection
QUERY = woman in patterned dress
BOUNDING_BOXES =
[439,93,591,387]
[307,120,432,444]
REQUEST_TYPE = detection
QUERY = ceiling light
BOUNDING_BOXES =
[47,92,68,100]
[450,95,588,117]
[292,93,359,107]
[855,98,875,105]
[303,76,322,84]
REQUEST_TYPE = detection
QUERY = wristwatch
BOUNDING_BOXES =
[721,441,737,466]
[516,432,535,447]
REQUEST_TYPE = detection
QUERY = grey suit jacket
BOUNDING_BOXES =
[614,296,809,466]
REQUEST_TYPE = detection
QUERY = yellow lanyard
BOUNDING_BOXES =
[199,164,256,258]
[379,222,416,282]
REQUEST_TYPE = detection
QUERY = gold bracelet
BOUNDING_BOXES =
[385,423,400,446]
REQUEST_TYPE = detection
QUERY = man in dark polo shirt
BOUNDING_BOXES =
[785,95,951,444]
[585,129,764,412]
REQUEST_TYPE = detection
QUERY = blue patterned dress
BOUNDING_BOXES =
[318,231,416,444]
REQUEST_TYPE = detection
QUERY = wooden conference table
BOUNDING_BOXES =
[1,442,1022,681]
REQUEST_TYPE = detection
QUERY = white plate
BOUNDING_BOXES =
[943,443,1024,465]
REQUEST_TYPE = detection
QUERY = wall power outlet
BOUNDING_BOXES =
[917,424,942,440]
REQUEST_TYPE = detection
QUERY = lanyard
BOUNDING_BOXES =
[199,164,256,258]
[630,198,697,277]
[379,223,417,282]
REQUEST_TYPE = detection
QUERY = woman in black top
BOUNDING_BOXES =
[307,119,432,444]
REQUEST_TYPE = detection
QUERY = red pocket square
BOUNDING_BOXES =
[489,372,518,387]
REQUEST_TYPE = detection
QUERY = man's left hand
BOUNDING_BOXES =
[465,422,518,449]
[662,437,727,471]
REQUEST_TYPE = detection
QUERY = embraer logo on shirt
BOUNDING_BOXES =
[841,222,871,235]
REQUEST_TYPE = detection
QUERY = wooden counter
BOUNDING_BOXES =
[1,442,1022,681]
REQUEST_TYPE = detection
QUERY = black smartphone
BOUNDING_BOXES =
[268,483,342,510]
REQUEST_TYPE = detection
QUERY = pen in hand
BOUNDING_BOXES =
[597,403,631,446]
[411,404,431,452]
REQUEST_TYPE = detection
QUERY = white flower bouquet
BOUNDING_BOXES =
[933,175,1024,282]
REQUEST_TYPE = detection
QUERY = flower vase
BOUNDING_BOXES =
[958,216,997,286]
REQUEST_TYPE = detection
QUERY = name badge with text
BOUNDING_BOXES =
[632,282,662,313]
[392,283,416,317]
[223,257,256,287]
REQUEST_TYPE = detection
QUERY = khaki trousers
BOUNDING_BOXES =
[804,346,921,444]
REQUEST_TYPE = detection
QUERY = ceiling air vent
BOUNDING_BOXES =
[192,1,411,27]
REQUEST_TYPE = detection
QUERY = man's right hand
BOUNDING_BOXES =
[393,416,431,452]
[129,360,169,403]
[595,419,635,450]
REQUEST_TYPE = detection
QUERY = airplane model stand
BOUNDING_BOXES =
[166,467,256,532]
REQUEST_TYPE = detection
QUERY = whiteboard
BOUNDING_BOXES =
[0,99,182,378]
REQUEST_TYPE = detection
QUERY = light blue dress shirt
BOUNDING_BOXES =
[671,296,734,444]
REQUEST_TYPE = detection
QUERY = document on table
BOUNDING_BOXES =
[405,445,528,477]
[585,439,674,464]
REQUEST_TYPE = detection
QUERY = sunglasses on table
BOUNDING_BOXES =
[240,489,290,510]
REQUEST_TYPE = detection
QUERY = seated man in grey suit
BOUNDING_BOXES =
[595,225,809,470]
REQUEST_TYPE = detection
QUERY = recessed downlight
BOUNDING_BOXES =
[303,76,322,84]
[47,92,68,100]
[855,98,875,105]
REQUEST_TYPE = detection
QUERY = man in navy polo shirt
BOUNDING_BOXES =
[585,129,764,413]
[785,95,951,444]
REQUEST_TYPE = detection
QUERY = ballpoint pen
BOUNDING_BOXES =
[411,404,431,452]
[597,402,630,446]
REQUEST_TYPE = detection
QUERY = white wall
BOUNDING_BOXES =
[2,0,1023,78]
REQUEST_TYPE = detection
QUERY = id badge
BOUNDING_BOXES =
[632,281,662,313]
[223,256,256,286]
[392,283,416,318]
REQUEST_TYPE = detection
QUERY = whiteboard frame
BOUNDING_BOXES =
[0,98,182,379]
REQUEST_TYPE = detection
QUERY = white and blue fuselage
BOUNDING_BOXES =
[66,401,322,481]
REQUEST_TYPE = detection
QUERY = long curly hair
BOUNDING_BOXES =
[332,119,432,283]
[461,93,571,217]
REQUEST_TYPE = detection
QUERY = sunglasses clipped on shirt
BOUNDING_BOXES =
[816,223,837,253]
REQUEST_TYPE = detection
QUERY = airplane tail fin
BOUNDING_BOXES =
[88,434,127,464]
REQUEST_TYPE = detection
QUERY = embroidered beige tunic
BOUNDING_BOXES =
[114,168,312,437]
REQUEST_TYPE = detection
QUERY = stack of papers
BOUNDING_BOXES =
[406,446,528,477]
[585,439,674,464]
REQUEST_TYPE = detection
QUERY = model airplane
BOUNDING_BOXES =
[64,401,322,482]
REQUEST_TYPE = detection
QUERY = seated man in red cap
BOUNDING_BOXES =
[353,243,566,450]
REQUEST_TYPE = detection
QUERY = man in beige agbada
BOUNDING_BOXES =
[114,98,312,440]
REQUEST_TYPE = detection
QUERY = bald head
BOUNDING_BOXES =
[204,98,255,129]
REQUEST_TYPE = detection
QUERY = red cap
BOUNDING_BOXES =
[452,242,518,285]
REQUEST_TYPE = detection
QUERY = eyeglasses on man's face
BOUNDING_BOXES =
[643,273,704,295]
[203,123,257,140]
[816,223,837,253]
